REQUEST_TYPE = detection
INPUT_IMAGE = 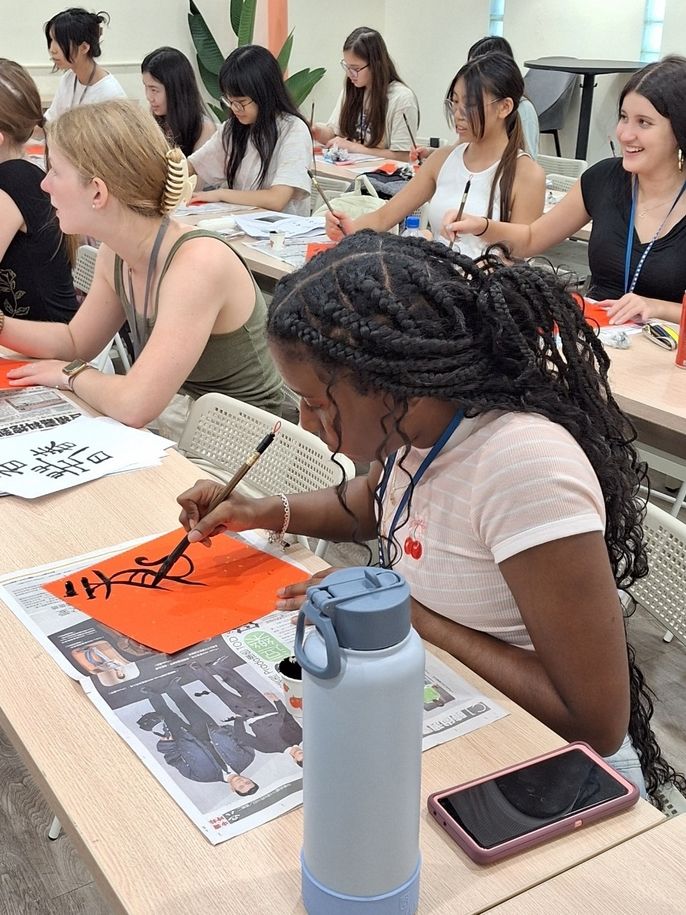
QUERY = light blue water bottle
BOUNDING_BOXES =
[295,567,424,915]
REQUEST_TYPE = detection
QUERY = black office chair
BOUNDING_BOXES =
[524,64,578,157]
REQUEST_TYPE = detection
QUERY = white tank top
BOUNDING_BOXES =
[427,143,505,259]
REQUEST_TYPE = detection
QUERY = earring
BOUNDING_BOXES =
[679,149,684,172]
[92,203,96,209]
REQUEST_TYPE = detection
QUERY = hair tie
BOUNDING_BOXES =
[161,149,196,214]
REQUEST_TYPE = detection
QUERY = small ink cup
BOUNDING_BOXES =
[269,230,286,251]
[276,655,303,719]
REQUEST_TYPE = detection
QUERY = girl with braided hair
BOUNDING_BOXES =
[3,100,283,437]
[177,231,683,803]
[325,52,545,259]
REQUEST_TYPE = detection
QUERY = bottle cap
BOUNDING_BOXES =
[295,568,411,677]
[405,215,420,230]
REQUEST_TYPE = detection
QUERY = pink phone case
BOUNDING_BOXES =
[427,741,639,864]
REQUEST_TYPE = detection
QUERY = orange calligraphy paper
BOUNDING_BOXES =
[0,360,28,388]
[43,531,311,653]
[572,294,612,329]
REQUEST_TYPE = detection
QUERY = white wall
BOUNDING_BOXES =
[0,0,666,164]
[505,0,646,164]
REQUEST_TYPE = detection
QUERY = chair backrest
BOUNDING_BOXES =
[630,502,686,646]
[72,244,99,294]
[309,175,352,216]
[546,173,577,193]
[537,154,588,179]
[179,392,356,498]
[524,66,577,131]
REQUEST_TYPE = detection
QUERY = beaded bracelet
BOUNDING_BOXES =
[474,216,490,237]
[268,493,291,548]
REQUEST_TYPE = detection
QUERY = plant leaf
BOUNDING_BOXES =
[237,0,256,46]
[230,0,243,36]
[276,30,294,73]
[286,68,326,107]
[209,102,228,123]
[188,7,225,75]
[197,56,221,100]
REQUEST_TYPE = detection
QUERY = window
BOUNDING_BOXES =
[489,0,505,37]
[641,0,665,62]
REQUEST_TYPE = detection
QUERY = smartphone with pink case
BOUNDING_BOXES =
[427,741,639,864]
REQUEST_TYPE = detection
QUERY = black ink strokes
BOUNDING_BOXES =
[63,552,206,601]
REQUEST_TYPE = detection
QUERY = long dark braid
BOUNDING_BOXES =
[268,230,680,802]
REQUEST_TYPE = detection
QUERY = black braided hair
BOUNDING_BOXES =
[267,230,683,804]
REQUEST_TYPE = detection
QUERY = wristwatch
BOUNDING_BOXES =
[62,359,92,391]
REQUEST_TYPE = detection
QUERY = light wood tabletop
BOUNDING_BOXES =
[608,334,686,441]
[0,441,664,914]
[486,811,686,913]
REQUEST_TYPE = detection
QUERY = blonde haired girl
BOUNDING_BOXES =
[2,100,283,436]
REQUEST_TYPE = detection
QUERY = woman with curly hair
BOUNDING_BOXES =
[176,231,682,802]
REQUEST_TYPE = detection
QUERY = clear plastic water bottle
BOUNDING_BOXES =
[295,567,424,915]
[401,214,422,237]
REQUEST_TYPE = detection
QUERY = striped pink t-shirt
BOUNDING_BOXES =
[380,411,606,649]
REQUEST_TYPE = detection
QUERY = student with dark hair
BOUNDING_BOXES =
[0,59,76,322]
[312,26,419,162]
[467,35,539,157]
[188,45,311,215]
[177,231,685,805]
[446,55,686,324]
[141,47,215,158]
[326,52,544,258]
[43,7,125,122]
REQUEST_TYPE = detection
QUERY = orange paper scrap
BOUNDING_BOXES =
[572,294,612,328]
[43,531,310,653]
[0,360,28,388]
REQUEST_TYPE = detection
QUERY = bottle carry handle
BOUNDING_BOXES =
[295,600,341,680]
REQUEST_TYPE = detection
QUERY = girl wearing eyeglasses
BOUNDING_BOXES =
[188,45,312,215]
[325,52,544,258]
[312,27,419,162]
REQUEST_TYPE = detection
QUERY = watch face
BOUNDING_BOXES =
[63,359,87,376]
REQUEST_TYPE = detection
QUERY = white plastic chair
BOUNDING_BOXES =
[638,443,686,519]
[178,393,356,558]
[73,244,131,372]
[309,175,351,216]
[546,173,577,193]
[536,154,588,180]
[630,502,686,645]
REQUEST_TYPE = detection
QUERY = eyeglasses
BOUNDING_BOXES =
[340,60,369,77]
[221,97,255,114]
[444,97,502,119]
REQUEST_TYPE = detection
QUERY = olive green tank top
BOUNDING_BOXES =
[114,229,283,416]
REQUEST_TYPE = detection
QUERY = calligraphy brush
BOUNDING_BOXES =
[307,167,346,234]
[449,177,471,250]
[151,421,281,586]
[402,112,421,165]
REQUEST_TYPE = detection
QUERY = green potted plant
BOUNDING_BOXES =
[188,0,325,121]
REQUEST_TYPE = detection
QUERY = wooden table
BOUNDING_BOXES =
[608,334,686,458]
[487,812,686,913]
[524,58,643,160]
[0,442,663,913]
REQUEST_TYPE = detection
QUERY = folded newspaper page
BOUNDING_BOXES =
[0,533,508,844]
[0,386,81,438]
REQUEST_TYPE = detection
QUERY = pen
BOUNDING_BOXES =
[449,177,471,250]
[609,138,617,157]
[310,102,315,128]
[402,113,421,165]
[307,168,346,234]
[151,422,281,586]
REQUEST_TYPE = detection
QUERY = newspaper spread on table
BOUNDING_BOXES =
[0,531,508,845]
[0,386,81,438]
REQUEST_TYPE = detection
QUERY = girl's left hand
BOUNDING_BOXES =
[596,293,653,325]
[326,137,364,154]
[6,360,70,389]
[191,190,223,203]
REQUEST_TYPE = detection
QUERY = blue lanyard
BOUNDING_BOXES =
[376,409,464,568]
[624,177,686,295]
